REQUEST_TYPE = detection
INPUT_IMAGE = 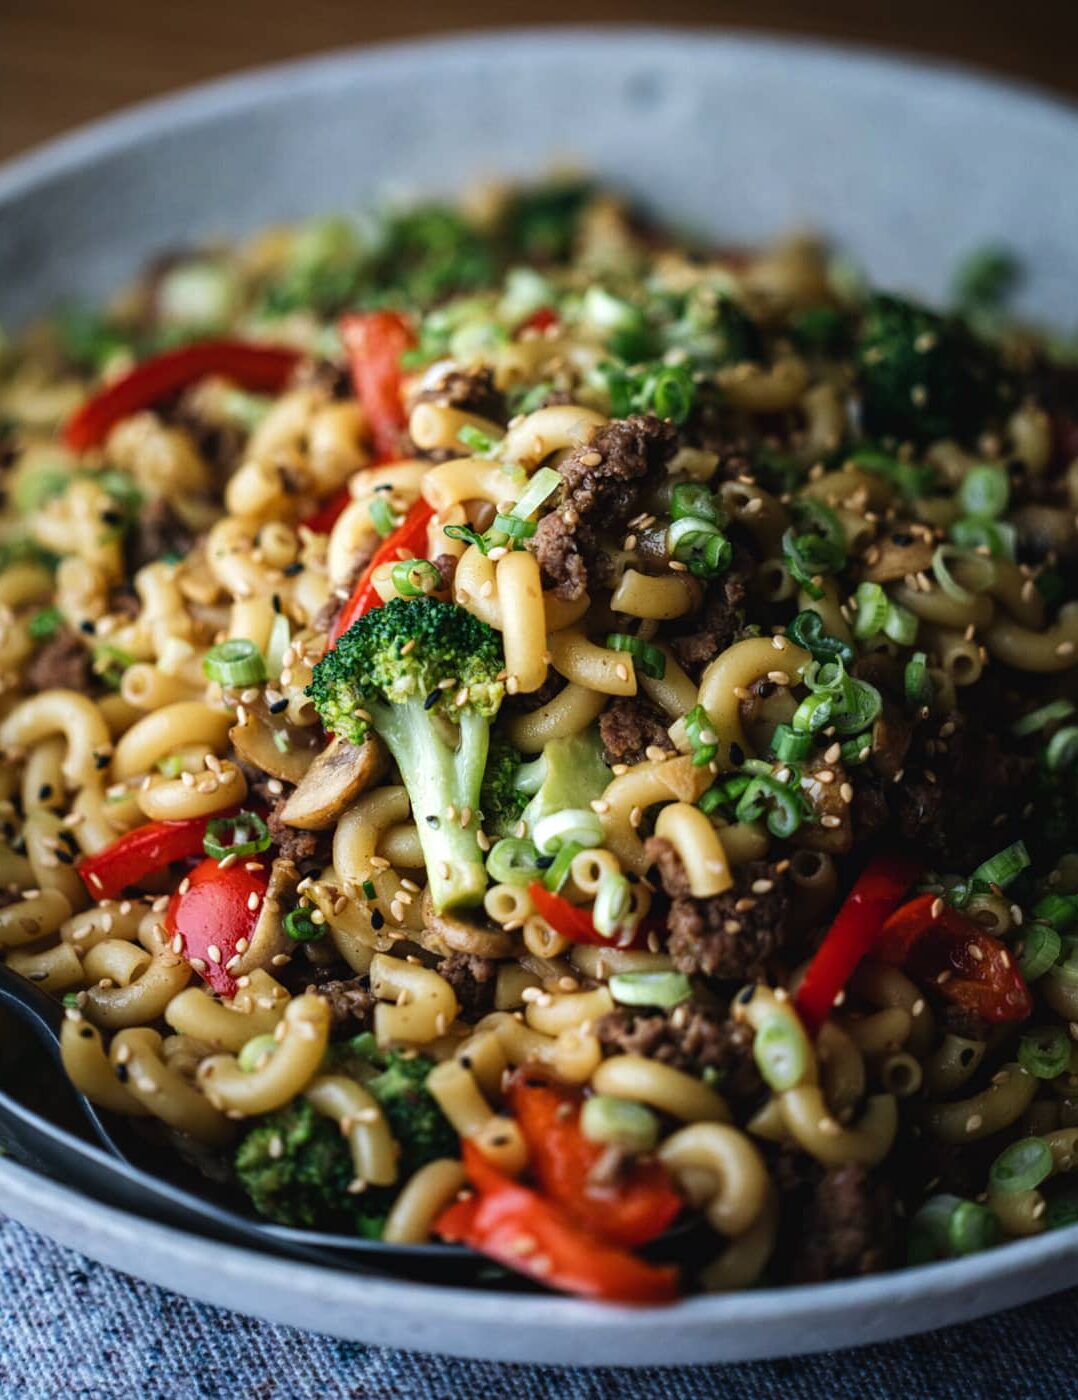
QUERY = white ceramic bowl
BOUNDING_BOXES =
[2,28,1078,1364]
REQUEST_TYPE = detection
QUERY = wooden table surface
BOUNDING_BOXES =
[2,0,1076,162]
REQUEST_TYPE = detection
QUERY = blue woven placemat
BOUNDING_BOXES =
[2,1213,1076,1399]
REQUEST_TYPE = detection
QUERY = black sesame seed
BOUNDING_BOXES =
[80,620,96,636]
[38,784,53,801]
[283,562,304,577]
[115,1064,129,1083]
[272,593,282,613]
[268,698,288,715]
[424,690,440,711]
[371,910,385,930]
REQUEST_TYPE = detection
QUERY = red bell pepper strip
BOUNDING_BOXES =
[165,855,268,998]
[300,486,353,536]
[339,311,415,462]
[329,498,435,643]
[435,1141,679,1304]
[527,882,650,950]
[794,855,921,1033]
[506,1072,682,1247]
[519,306,559,336]
[78,817,220,900]
[62,340,302,452]
[876,893,1033,1024]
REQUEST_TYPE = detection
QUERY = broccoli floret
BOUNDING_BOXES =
[365,1049,458,1169]
[500,180,593,263]
[235,1044,456,1236]
[665,290,763,369]
[306,597,505,910]
[856,293,1010,446]
[234,1098,386,1235]
[481,734,529,838]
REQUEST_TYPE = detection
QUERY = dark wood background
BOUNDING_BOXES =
[2,0,1077,162]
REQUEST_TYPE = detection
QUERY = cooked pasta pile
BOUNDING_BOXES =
[3,181,1078,1301]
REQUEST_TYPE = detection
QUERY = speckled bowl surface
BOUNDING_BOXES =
[1,28,1077,1363]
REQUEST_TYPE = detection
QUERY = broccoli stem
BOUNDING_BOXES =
[370,699,490,910]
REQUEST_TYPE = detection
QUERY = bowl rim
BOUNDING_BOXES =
[1,24,1075,202]
[2,24,1078,1358]
[2,1146,1076,1361]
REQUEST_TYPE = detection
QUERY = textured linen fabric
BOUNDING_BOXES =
[2,1213,1077,1399]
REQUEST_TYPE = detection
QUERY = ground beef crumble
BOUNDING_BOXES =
[595,1004,765,1114]
[598,697,675,768]
[646,837,792,983]
[666,557,751,678]
[794,1163,896,1282]
[26,629,92,693]
[439,953,499,1024]
[265,797,333,870]
[529,414,678,600]
[309,976,375,1031]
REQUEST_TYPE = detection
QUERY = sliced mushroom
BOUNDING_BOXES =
[278,733,387,830]
[229,708,324,785]
[418,888,515,959]
[233,857,299,978]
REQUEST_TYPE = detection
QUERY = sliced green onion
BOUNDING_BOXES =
[1013,700,1076,737]
[606,633,666,680]
[883,600,919,645]
[735,774,806,838]
[1046,726,1078,772]
[156,754,188,779]
[959,465,1010,520]
[950,517,1016,559]
[284,907,323,942]
[932,545,995,606]
[853,582,890,639]
[368,495,399,538]
[443,522,491,554]
[792,691,834,734]
[753,1014,810,1091]
[202,638,266,687]
[666,516,733,579]
[1018,922,1062,981]
[391,558,442,597]
[238,1034,279,1072]
[699,773,748,816]
[543,840,583,892]
[785,611,855,667]
[457,423,499,455]
[361,880,377,900]
[848,448,936,500]
[580,1095,659,1152]
[203,811,271,861]
[833,677,882,736]
[486,837,542,886]
[1047,1195,1078,1230]
[492,513,537,542]
[272,731,291,754]
[582,285,643,332]
[533,808,604,855]
[28,606,63,640]
[840,732,875,765]
[609,971,692,1010]
[971,841,1030,890]
[1018,1026,1071,1079]
[264,611,290,678]
[905,651,932,709]
[1031,895,1078,931]
[510,466,562,520]
[650,366,695,424]
[93,643,134,689]
[912,1194,1001,1259]
[990,1137,1054,1194]
[671,482,721,525]
[772,724,812,762]
[684,704,718,767]
[592,872,633,938]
